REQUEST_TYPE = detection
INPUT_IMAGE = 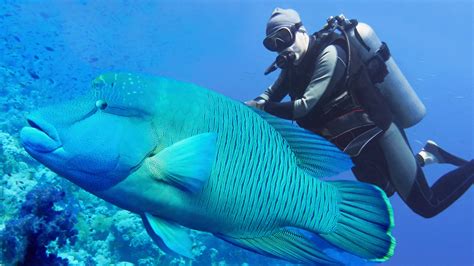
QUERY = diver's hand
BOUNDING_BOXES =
[245,99,267,110]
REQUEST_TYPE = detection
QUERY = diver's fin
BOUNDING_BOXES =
[146,133,217,192]
[421,140,468,166]
[142,213,194,258]
[250,108,352,177]
[215,230,342,265]
[320,180,396,262]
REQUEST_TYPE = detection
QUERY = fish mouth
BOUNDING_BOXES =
[20,116,62,153]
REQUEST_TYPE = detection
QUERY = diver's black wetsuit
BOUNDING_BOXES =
[354,122,474,218]
[257,35,473,218]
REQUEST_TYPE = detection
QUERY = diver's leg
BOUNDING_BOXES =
[428,160,474,202]
[404,163,474,218]
[351,140,396,197]
[377,123,473,218]
[376,123,419,200]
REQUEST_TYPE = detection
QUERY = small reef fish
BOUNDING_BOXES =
[20,72,395,264]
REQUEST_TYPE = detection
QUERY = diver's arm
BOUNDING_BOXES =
[264,44,347,120]
[255,71,289,102]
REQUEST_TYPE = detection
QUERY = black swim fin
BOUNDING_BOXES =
[422,140,467,167]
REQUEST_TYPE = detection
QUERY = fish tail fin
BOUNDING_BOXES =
[320,180,396,262]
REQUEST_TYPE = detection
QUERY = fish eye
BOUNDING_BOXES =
[96,100,108,110]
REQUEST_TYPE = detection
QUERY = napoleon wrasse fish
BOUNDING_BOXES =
[20,72,395,265]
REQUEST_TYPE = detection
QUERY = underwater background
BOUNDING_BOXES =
[0,0,472,265]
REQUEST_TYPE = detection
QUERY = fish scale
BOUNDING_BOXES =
[215,102,243,219]
[218,102,322,235]
[190,94,292,234]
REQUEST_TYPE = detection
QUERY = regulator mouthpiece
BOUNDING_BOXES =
[276,51,296,69]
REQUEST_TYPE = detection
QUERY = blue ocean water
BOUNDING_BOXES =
[0,0,472,265]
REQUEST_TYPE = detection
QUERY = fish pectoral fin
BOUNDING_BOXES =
[214,229,342,265]
[146,132,217,193]
[142,213,194,258]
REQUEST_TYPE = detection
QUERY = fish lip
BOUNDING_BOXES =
[20,126,62,154]
[26,117,60,142]
[21,114,63,153]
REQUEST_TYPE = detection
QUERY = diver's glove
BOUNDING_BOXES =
[245,99,267,110]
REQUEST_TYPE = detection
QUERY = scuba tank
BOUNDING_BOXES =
[324,15,426,128]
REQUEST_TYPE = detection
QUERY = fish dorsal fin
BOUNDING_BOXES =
[214,229,341,265]
[250,108,352,177]
[142,213,194,258]
[146,133,217,193]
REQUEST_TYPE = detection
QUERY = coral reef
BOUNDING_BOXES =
[0,130,40,227]
[1,183,78,265]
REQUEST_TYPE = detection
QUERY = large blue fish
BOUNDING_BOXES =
[20,73,395,264]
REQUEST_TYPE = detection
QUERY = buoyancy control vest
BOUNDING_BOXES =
[327,15,426,129]
[283,26,385,157]
[286,15,426,156]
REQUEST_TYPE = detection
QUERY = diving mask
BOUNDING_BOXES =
[263,22,303,52]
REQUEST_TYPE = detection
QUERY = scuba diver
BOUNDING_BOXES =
[246,8,473,218]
